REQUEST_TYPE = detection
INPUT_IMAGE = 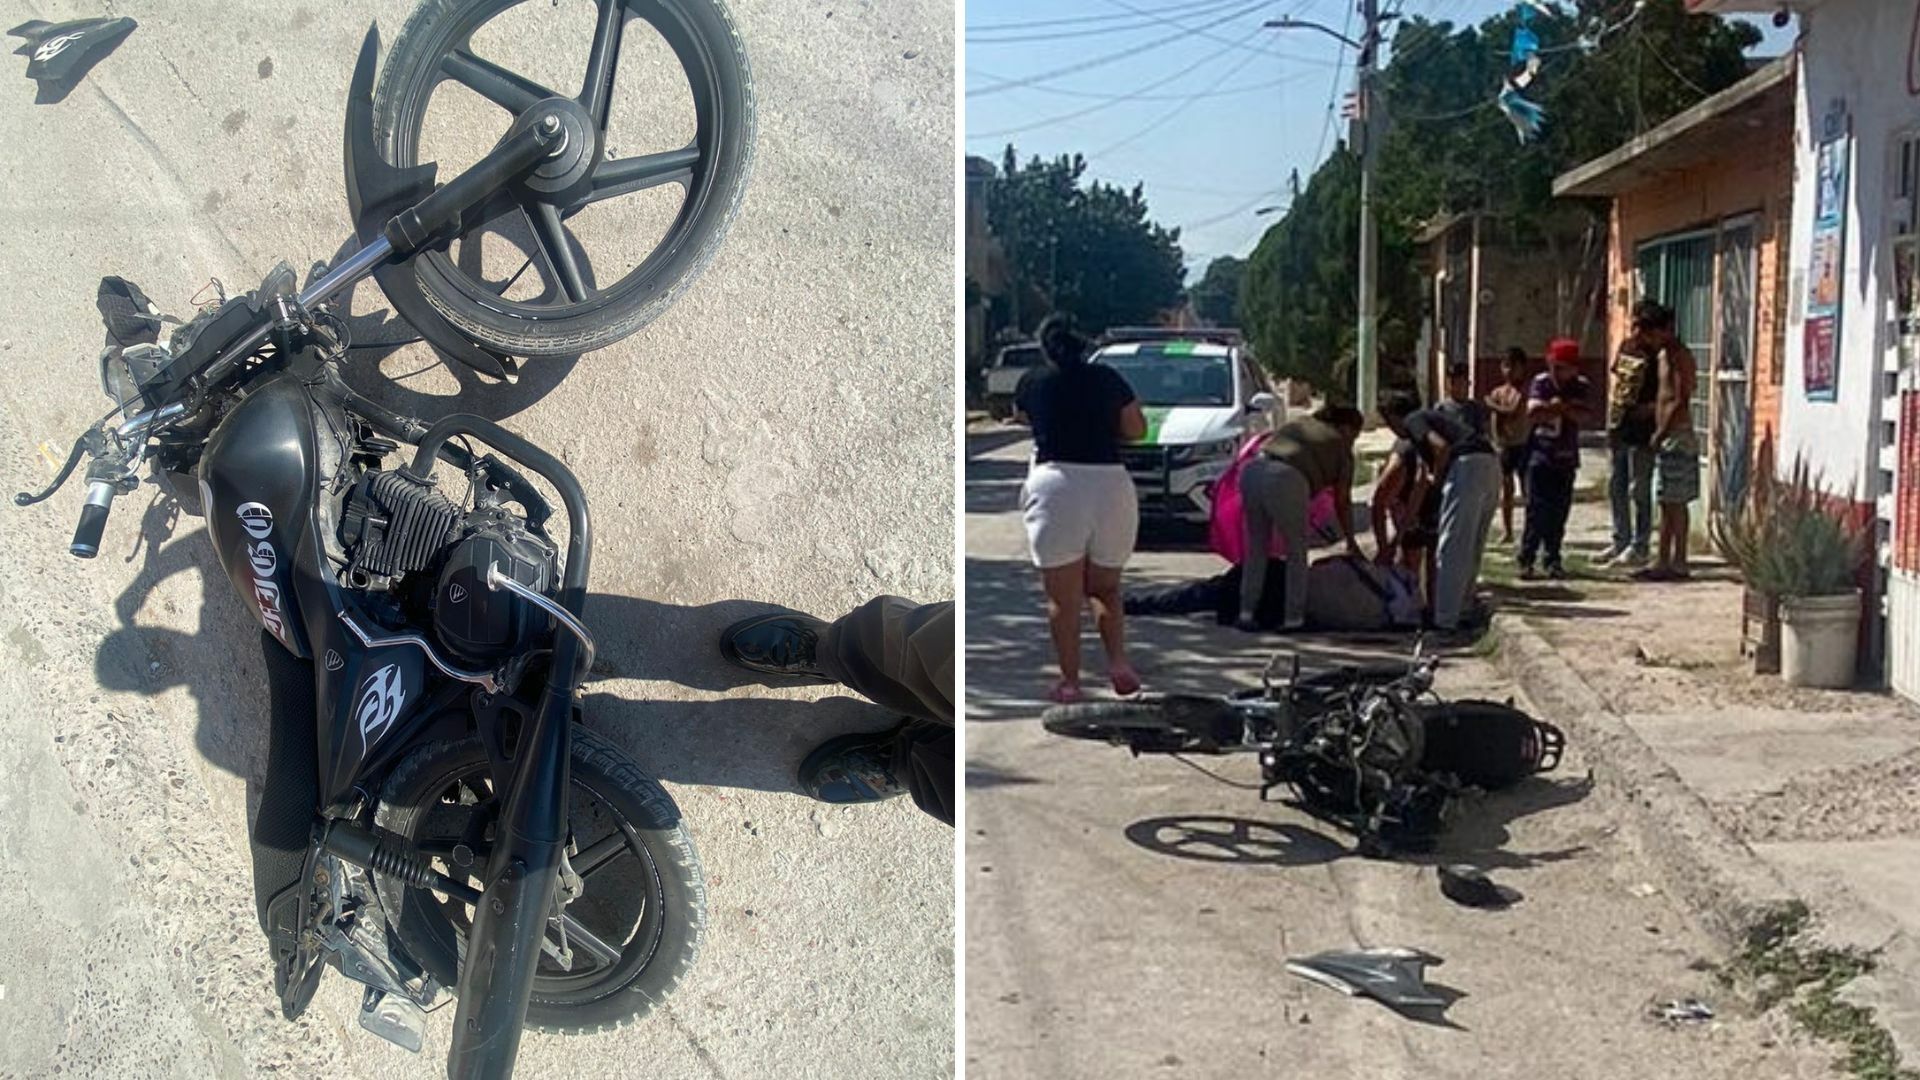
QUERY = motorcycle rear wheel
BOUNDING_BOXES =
[373,724,705,1033]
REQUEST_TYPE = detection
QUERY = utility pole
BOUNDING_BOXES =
[1354,0,1381,418]
[1267,0,1393,414]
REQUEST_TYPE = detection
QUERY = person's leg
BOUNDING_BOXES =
[1631,445,1655,558]
[1433,458,1494,629]
[1433,466,1468,627]
[814,597,954,723]
[1607,442,1632,558]
[892,720,953,826]
[1267,464,1311,628]
[1499,452,1517,543]
[1462,456,1500,613]
[1542,467,1575,572]
[1084,562,1138,694]
[1040,562,1087,699]
[1520,460,1545,572]
[1238,460,1280,625]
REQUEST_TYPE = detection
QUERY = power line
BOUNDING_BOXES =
[996,69,1329,102]
[967,0,1241,34]
[967,2,1266,97]
[1087,30,1276,157]
[970,22,1272,139]
[969,0,1249,44]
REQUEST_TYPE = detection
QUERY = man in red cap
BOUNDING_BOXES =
[1519,338,1594,579]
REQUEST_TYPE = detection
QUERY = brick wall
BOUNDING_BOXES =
[1608,134,1795,484]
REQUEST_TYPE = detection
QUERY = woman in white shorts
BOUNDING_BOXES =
[1015,315,1147,703]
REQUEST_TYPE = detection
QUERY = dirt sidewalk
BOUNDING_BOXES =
[1481,450,1920,1072]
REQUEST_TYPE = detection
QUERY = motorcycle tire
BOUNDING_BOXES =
[373,0,755,357]
[1042,696,1243,752]
[372,724,706,1033]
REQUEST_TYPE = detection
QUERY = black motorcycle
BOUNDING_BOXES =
[15,2,752,1076]
[1042,648,1567,853]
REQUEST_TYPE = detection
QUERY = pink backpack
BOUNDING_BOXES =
[1209,433,1337,564]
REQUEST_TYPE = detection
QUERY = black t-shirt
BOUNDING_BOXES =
[1402,406,1492,465]
[1016,363,1138,465]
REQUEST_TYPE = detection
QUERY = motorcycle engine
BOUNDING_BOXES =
[339,468,557,664]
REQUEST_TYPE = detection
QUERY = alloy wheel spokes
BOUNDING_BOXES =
[581,0,627,132]
[587,145,700,204]
[441,48,558,114]
[523,200,590,302]
[569,831,627,878]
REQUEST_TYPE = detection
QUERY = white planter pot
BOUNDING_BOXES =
[1778,591,1861,689]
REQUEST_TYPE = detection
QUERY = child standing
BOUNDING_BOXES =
[1519,339,1592,580]
[1485,347,1533,545]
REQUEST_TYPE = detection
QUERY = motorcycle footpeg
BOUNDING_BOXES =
[359,987,428,1054]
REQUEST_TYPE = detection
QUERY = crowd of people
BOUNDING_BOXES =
[1010,302,1699,701]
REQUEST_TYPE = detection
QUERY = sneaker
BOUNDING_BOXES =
[798,724,907,805]
[719,610,833,680]
[1518,563,1540,582]
[1545,563,1568,580]
[1595,544,1627,563]
[1609,548,1649,569]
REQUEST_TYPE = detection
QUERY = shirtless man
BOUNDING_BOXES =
[1629,300,1699,581]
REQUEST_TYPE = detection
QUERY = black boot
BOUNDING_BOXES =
[719,610,834,680]
[798,723,908,805]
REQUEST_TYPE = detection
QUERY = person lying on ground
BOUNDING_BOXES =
[721,597,953,826]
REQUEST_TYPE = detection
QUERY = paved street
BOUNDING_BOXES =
[963,426,1829,1079]
[0,2,952,1076]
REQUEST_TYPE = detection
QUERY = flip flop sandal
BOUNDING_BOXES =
[1047,681,1085,705]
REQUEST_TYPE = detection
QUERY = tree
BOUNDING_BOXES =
[985,147,1187,337]
[1188,256,1246,327]
[1242,0,1760,395]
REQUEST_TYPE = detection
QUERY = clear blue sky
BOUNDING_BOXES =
[964,0,1794,275]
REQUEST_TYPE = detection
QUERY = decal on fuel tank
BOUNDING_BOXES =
[235,501,290,647]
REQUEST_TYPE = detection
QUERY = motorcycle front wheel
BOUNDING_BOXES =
[373,0,755,357]
[373,724,706,1033]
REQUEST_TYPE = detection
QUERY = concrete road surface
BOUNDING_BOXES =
[963,428,1828,1079]
[0,2,952,1076]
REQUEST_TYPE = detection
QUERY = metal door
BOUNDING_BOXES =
[1635,231,1717,506]
[1714,218,1758,516]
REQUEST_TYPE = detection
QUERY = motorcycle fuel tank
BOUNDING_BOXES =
[198,374,318,659]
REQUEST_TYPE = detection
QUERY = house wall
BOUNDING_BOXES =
[1609,127,1794,480]
[1778,0,1913,495]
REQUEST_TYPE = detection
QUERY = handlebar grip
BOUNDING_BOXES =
[71,481,115,559]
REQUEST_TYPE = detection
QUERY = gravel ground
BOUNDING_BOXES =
[0,1,953,1076]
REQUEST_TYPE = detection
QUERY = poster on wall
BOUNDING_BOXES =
[1803,103,1851,402]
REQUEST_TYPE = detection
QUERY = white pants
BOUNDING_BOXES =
[1022,462,1138,570]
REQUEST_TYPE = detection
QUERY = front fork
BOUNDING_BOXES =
[445,676,573,1078]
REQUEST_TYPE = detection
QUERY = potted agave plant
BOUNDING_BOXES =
[1712,459,1870,689]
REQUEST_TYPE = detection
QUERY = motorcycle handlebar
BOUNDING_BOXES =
[71,480,115,558]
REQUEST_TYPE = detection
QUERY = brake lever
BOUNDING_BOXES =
[13,429,102,506]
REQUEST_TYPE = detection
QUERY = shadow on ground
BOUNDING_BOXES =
[94,490,900,824]
[1120,774,1592,873]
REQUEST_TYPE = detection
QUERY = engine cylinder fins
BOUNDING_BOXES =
[343,469,463,578]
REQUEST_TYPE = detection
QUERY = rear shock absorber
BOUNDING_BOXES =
[323,821,436,889]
